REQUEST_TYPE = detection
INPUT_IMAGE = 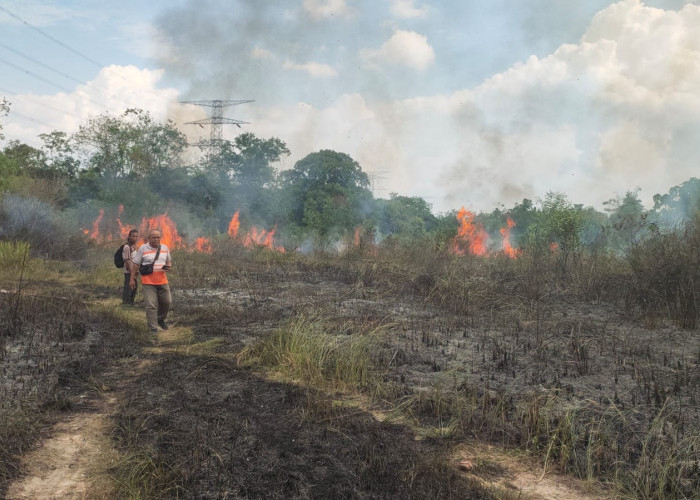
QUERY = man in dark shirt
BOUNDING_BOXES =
[122,229,139,305]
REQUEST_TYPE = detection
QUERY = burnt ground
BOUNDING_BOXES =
[2,252,699,498]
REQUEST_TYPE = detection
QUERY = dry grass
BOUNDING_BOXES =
[2,232,699,498]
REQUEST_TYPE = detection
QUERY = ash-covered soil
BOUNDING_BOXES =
[2,255,698,498]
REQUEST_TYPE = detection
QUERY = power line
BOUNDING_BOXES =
[3,109,55,130]
[0,5,103,69]
[0,41,139,110]
[0,57,109,111]
[0,41,86,87]
[0,85,83,119]
[0,56,73,94]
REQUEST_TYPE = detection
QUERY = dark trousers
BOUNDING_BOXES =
[122,273,137,304]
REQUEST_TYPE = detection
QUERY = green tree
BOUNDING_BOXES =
[526,192,583,273]
[281,150,371,237]
[2,141,46,172]
[205,133,289,226]
[652,177,700,227]
[0,97,9,141]
[374,194,436,241]
[73,108,187,178]
[39,130,80,178]
[603,190,646,250]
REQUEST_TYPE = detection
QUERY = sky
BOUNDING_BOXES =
[1,0,699,214]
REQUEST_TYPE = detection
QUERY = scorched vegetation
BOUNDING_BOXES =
[1,105,699,499]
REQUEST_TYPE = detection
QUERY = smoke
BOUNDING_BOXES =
[151,0,700,213]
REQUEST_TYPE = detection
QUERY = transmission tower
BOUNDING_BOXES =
[181,99,254,161]
[367,170,388,196]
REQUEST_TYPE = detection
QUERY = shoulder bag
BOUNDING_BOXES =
[139,245,161,276]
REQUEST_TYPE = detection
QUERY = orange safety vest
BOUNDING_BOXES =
[136,244,170,286]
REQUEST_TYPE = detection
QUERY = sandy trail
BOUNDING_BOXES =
[5,403,116,500]
[4,356,152,500]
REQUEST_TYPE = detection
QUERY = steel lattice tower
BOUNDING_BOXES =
[181,99,254,160]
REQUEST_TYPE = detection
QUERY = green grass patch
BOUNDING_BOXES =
[239,313,385,391]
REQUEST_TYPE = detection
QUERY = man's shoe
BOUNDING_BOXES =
[158,320,169,330]
[150,327,159,333]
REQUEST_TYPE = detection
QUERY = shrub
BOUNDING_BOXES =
[0,194,85,259]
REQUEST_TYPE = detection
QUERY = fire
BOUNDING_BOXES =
[500,217,521,258]
[453,207,489,256]
[242,226,285,252]
[116,204,131,240]
[550,242,559,253]
[353,227,361,247]
[89,209,105,241]
[139,213,183,249]
[85,207,286,254]
[228,211,240,239]
[193,237,213,254]
[227,211,285,252]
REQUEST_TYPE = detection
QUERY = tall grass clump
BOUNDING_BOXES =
[110,414,183,500]
[0,240,30,274]
[626,219,700,329]
[515,394,700,499]
[239,314,382,391]
[0,407,44,490]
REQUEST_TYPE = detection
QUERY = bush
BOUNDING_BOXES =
[0,194,85,260]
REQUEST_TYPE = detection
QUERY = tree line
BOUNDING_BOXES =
[1,106,699,255]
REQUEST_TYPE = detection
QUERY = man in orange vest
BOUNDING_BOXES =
[130,229,173,332]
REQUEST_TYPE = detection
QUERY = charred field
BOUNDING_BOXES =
[1,239,699,499]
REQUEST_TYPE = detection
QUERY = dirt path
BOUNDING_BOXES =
[453,443,607,500]
[4,349,153,500]
[5,400,117,500]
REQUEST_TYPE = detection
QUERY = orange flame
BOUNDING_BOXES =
[228,211,240,239]
[193,237,213,254]
[84,208,215,253]
[500,217,521,258]
[242,226,285,252]
[453,207,489,256]
[353,227,361,247]
[116,204,132,240]
[550,242,559,253]
[89,209,105,241]
[138,213,183,249]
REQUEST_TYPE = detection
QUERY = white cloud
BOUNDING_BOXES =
[251,47,274,60]
[302,0,352,21]
[390,0,429,19]
[250,1,700,212]
[362,30,435,70]
[435,0,700,210]
[283,60,338,78]
[2,66,181,146]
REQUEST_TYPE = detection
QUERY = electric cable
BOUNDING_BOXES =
[0,57,109,111]
[0,41,138,110]
[0,5,103,69]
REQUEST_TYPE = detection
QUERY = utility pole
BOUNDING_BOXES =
[181,99,254,164]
